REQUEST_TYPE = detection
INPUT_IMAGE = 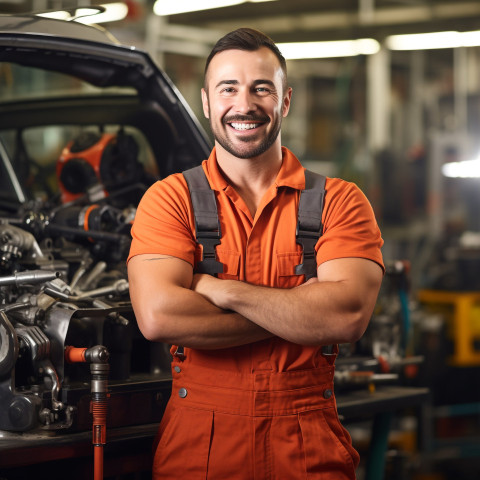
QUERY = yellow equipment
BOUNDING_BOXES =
[418,290,480,367]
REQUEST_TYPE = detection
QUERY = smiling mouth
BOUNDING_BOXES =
[225,115,269,131]
[229,122,260,131]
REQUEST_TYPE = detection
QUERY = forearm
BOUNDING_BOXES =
[128,255,272,349]
[193,258,383,346]
[209,280,364,345]
[134,285,272,348]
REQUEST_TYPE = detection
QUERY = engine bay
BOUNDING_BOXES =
[0,146,171,433]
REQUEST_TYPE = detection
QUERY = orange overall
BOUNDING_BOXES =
[129,147,384,479]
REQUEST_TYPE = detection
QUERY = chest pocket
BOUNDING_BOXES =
[216,249,240,281]
[277,251,304,288]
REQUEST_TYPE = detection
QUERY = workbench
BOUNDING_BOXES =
[0,384,429,480]
[338,385,430,480]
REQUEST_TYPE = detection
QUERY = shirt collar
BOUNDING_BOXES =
[275,147,306,190]
[204,146,306,192]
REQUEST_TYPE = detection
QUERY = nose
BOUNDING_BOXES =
[234,88,257,114]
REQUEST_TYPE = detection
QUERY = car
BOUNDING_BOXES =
[0,11,210,435]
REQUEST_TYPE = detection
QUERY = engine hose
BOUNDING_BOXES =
[64,345,109,480]
[64,345,87,363]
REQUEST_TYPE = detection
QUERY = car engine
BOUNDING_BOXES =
[0,182,171,434]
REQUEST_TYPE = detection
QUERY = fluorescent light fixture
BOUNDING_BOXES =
[37,3,128,24]
[277,39,380,59]
[387,30,480,50]
[442,159,480,178]
[154,0,276,15]
[155,0,240,16]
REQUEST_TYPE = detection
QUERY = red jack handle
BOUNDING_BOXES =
[65,346,109,480]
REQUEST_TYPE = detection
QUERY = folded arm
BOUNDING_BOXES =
[192,257,383,346]
[127,253,273,348]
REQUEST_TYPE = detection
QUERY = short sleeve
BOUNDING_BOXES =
[316,178,384,272]
[127,173,197,265]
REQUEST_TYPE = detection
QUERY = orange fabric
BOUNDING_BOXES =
[129,147,384,478]
[153,359,359,479]
[129,147,384,285]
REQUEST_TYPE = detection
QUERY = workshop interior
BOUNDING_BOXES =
[1,1,480,479]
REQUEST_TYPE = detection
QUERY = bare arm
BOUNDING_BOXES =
[127,253,273,348]
[192,257,383,346]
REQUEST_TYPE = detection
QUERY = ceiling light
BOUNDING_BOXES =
[277,39,380,59]
[36,3,128,24]
[154,0,244,16]
[387,30,480,50]
[76,3,129,24]
[442,159,480,178]
[36,10,71,20]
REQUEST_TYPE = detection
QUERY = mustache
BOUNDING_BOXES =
[223,114,270,124]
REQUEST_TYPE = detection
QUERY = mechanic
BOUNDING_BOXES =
[127,27,384,479]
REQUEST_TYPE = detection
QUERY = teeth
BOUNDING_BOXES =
[230,123,259,130]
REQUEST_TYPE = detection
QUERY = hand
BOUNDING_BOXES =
[192,273,227,309]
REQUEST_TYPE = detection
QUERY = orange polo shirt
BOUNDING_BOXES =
[128,146,383,373]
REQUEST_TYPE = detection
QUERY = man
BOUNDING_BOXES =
[128,28,384,479]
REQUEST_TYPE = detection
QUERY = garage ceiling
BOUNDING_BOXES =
[2,0,480,46]
[166,0,480,44]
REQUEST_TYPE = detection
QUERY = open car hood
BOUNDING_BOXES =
[0,14,211,165]
[0,14,211,437]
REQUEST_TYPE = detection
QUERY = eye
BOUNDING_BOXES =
[220,87,236,94]
[255,87,272,95]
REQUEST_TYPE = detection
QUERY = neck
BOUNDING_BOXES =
[215,143,283,217]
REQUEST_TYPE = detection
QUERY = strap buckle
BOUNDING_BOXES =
[295,235,319,279]
[196,235,223,275]
[173,345,186,359]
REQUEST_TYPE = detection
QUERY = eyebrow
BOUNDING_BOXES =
[214,79,238,89]
[214,79,276,89]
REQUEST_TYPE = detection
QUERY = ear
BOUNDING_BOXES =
[201,88,210,119]
[282,87,293,118]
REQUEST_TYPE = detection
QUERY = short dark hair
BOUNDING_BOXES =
[204,28,287,91]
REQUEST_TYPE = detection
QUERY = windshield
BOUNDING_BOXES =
[0,62,135,102]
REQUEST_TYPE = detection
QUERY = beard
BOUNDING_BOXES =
[210,113,282,159]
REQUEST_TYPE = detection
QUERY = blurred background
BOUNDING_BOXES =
[3,0,479,291]
[1,1,480,479]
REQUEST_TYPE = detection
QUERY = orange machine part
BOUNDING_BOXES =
[57,133,114,203]
[64,346,87,363]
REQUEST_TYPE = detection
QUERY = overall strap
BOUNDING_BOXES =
[182,165,223,276]
[294,170,334,358]
[295,169,326,280]
[182,166,333,358]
